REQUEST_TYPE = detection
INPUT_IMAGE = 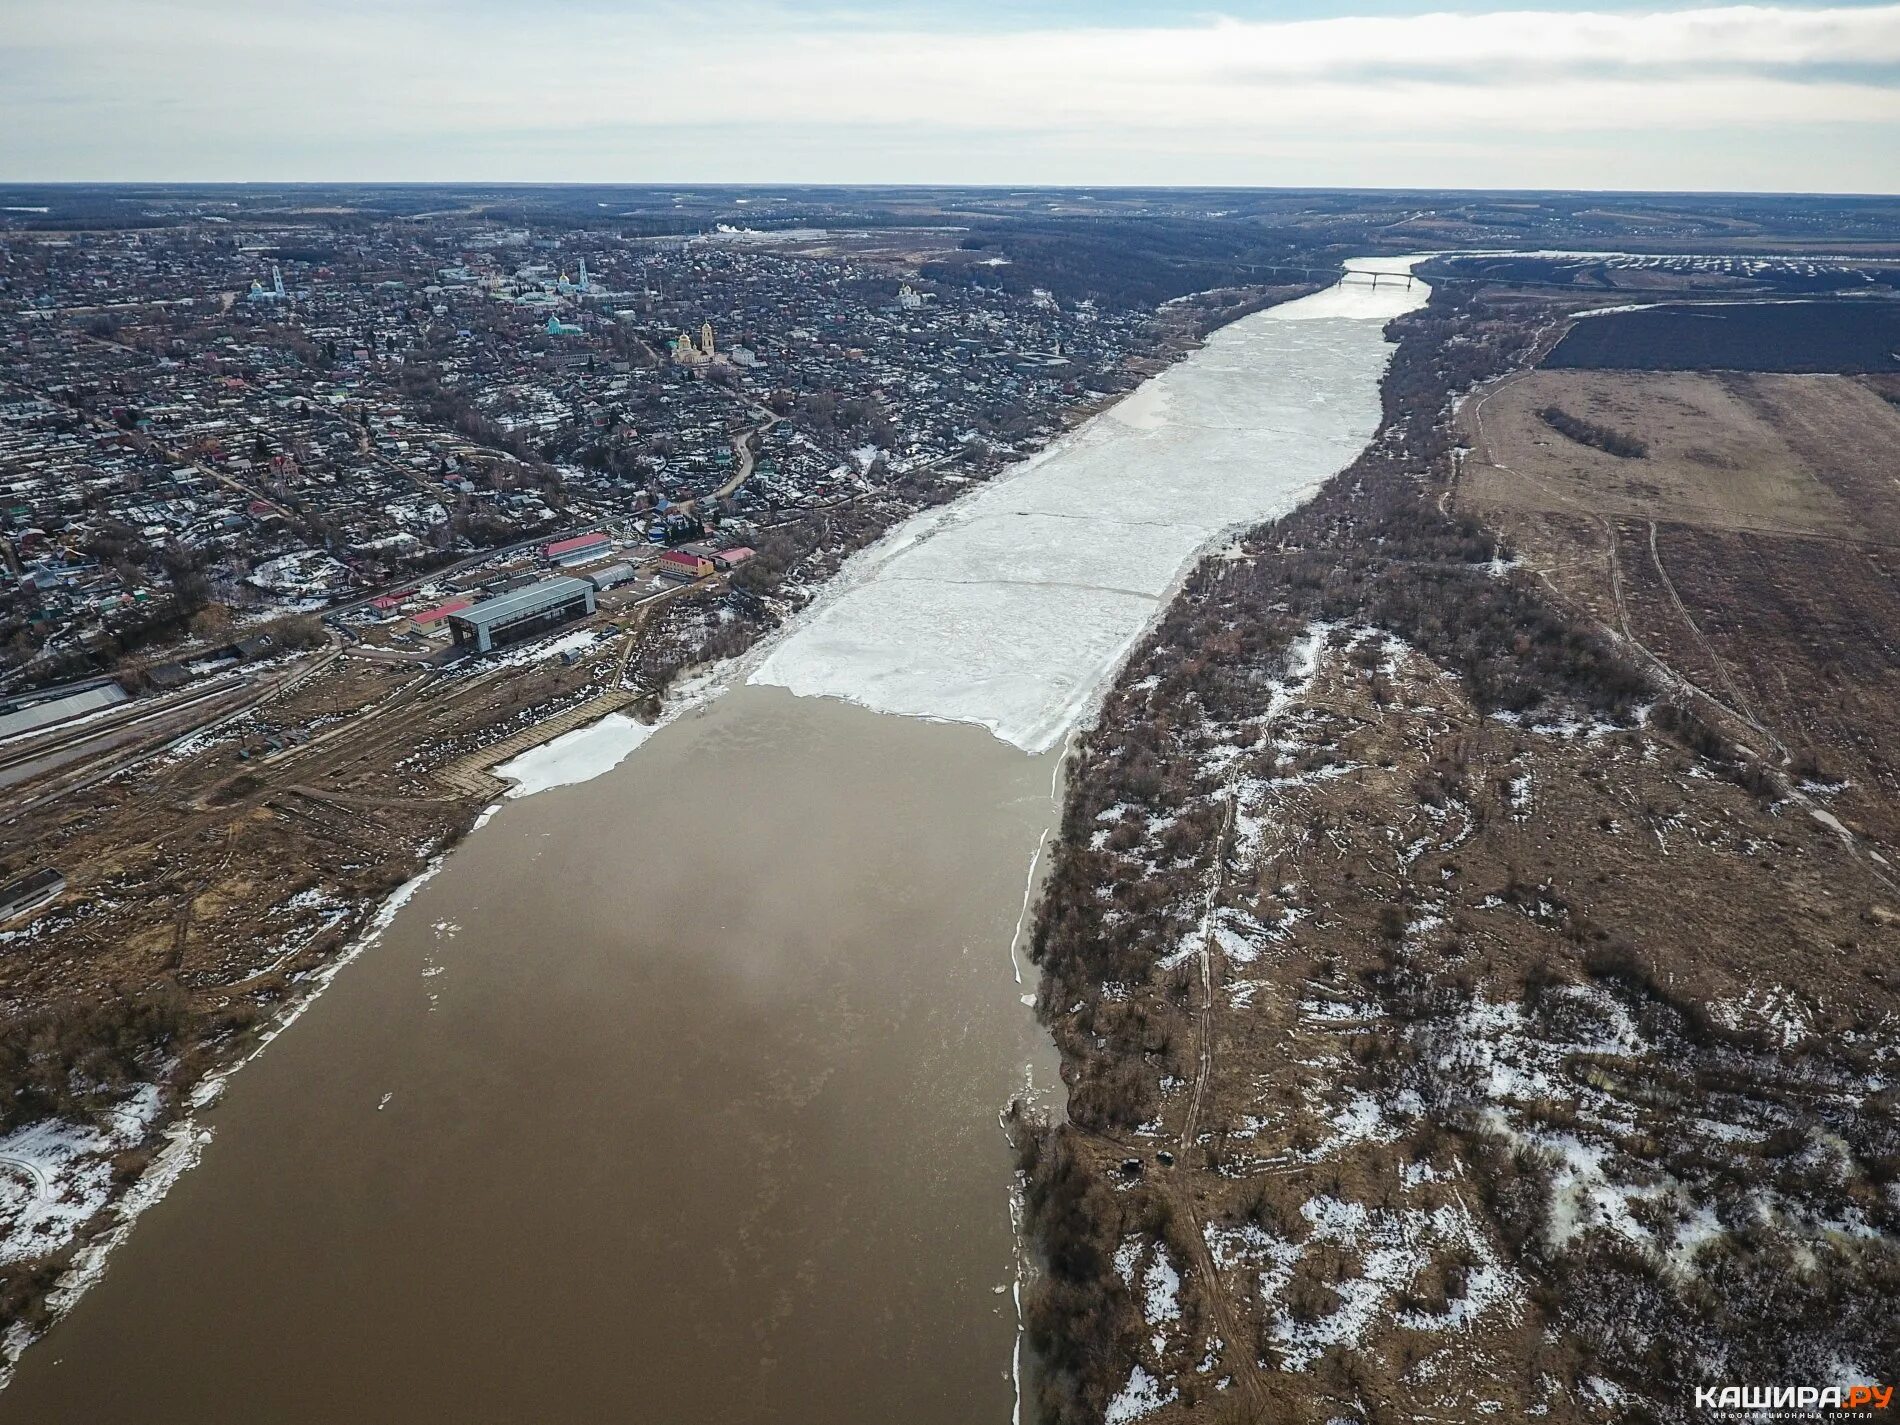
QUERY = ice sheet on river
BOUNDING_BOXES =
[494,712,657,797]
[752,261,1429,753]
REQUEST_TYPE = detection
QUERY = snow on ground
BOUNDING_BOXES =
[494,712,657,798]
[751,261,1431,752]
[0,1084,163,1266]
[1144,1246,1182,1326]
[1105,1364,1177,1424]
[1709,984,1813,1047]
[475,628,609,671]
[1253,1195,1521,1372]
[1114,1236,1143,1284]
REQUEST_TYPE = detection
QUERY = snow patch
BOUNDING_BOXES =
[1105,1364,1177,1424]
[494,712,657,798]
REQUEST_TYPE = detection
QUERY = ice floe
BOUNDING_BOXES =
[494,712,657,798]
[751,260,1432,752]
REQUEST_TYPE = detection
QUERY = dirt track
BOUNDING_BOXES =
[1460,365,1900,852]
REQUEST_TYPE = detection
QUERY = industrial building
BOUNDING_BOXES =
[409,596,472,633]
[0,679,127,739]
[658,548,716,581]
[545,531,612,568]
[0,867,65,923]
[658,544,753,581]
[446,576,595,655]
[584,563,635,592]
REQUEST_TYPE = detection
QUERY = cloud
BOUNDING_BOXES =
[4,0,1898,188]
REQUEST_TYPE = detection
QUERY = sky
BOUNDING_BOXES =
[5,0,1899,192]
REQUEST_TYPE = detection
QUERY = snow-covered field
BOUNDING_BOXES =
[751,259,1430,752]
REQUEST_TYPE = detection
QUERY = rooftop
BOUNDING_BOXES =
[411,597,472,625]
[450,576,593,630]
[545,531,608,557]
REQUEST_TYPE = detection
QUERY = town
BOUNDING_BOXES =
[0,211,1166,698]
[0,197,1258,1387]
[4,176,1898,1425]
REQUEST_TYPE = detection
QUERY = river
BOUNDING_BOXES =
[0,260,1427,1423]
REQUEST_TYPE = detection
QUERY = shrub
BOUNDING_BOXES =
[1538,405,1649,458]
[0,989,190,1131]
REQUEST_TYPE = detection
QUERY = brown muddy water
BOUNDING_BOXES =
[1,685,1060,1424]
[4,260,1431,1422]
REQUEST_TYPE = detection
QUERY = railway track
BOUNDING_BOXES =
[0,676,248,783]
[0,645,340,814]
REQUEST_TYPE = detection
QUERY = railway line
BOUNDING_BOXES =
[0,642,340,813]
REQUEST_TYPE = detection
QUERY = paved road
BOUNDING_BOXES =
[712,415,777,500]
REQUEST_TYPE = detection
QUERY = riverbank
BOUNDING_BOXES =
[1017,283,1900,1422]
[0,683,1068,1424]
[750,269,1420,754]
[0,280,1319,1386]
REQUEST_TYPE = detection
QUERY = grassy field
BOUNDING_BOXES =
[1465,370,1875,535]
[1463,367,1900,847]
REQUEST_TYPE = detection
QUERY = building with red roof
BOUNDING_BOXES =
[658,548,715,581]
[544,532,611,567]
[409,597,472,629]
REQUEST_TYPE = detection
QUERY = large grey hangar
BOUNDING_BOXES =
[447,576,596,654]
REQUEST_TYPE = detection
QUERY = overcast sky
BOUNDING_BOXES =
[6,0,1898,192]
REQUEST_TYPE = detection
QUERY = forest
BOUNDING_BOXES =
[922,217,1322,310]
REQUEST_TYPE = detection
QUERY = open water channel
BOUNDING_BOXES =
[0,260,1426,1423]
